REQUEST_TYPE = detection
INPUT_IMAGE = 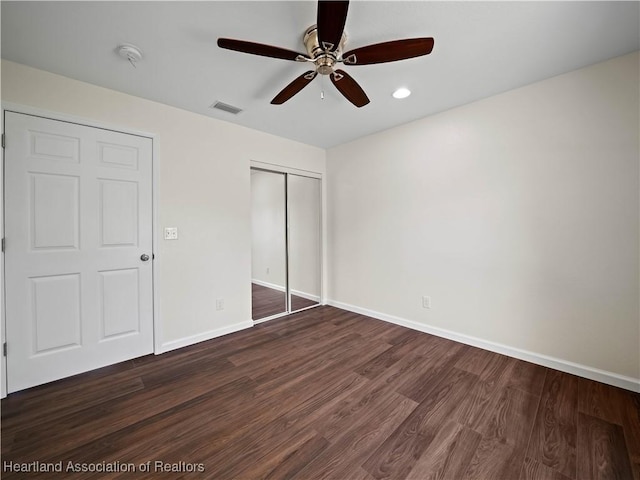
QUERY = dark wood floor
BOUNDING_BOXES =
[252,282,318,319]
[2,306,638,480]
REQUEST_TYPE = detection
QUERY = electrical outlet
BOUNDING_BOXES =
[164,227,178,240]
[216,298,224,311]
[422,296,431,309]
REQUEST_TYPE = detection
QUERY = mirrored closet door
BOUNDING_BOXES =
[251,169,287,319]
[251,167,321,321]
[288,175,321,312]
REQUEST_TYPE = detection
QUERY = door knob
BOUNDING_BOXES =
[140,254,150,262]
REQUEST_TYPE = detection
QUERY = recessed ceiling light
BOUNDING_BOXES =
[392,87,411,99]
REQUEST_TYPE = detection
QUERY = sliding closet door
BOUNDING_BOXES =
[250,169,287,320]
[288,175,321,312]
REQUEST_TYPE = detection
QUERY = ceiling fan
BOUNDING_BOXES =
[217,1,434,107]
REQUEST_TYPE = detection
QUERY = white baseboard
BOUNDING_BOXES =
[291,289,321,303]
[252,279,320,303]
[157,320,253,354]
[251,278,285,292]
[327,299,640,393]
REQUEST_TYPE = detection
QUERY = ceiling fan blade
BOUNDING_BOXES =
[317,0,349,51]
[342,38,434,65]
[271,71,318,105]
[330,69,369,108]
[218,38,308,61]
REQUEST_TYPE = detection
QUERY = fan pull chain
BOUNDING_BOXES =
[320,74,325,100]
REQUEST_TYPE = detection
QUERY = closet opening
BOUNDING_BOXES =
[250,167,322,322]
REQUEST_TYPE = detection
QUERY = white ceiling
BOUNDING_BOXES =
[2,1,639,148]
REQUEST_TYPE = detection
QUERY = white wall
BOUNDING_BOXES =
[251,169,287,290]
[327,52,640,385]
[1,60,325,351]
[2,51,638,391]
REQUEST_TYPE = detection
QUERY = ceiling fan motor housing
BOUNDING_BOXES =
[303,25,346,75]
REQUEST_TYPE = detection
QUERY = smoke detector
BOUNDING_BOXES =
[117,44,143,68]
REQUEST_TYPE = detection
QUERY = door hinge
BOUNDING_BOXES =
[1,238,5,253]
[3,343,6,357]
[1,133,5,149]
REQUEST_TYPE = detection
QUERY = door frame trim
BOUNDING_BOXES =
[1,102,161,398]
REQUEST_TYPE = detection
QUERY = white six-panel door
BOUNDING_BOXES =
[4,111,154,392]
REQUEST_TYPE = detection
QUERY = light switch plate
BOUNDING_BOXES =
[164,227,178,240]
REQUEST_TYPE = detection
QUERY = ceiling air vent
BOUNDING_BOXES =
[210,101,243,115]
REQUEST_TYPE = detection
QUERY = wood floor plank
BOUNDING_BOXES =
[295,395,418,480]
[228,320,342,366]
[473,386,539,446]
[455,345,495,375]
[355,334,428,380]
[620,392,640,480]
[252,282,287,319]
[262,432,330,480]
[386,328,425,346]
[96,373,360,479]
[312,370,414,442]
[449,378,497,429]
[0,375,145,433]
[251,335,391,398]
[1,432,15,457]
[2,305,636,480]
[577,412,634,480]
[406,420,481,480]
[214,427,329,480]
[111,373,362,480]
[578,378,626,425]
[506,359,548,396]
[1,376,259,478]
[362,368,478,479]
[361,336,450,399]
[7,359,240,460]
[343,467,379,480]
[244,331,364,382]
[478,353,517,385]
[394,339,465,403]
[165,375,369,478]
[461,386,539,480]
[462,439,521,480]
[519,457,573,480]
[448,354,518,429]
[277,372,369,426]
[526,369,579,479]
[352,318,406,340]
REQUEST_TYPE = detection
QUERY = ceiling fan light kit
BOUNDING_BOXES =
[217,0,434,108]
